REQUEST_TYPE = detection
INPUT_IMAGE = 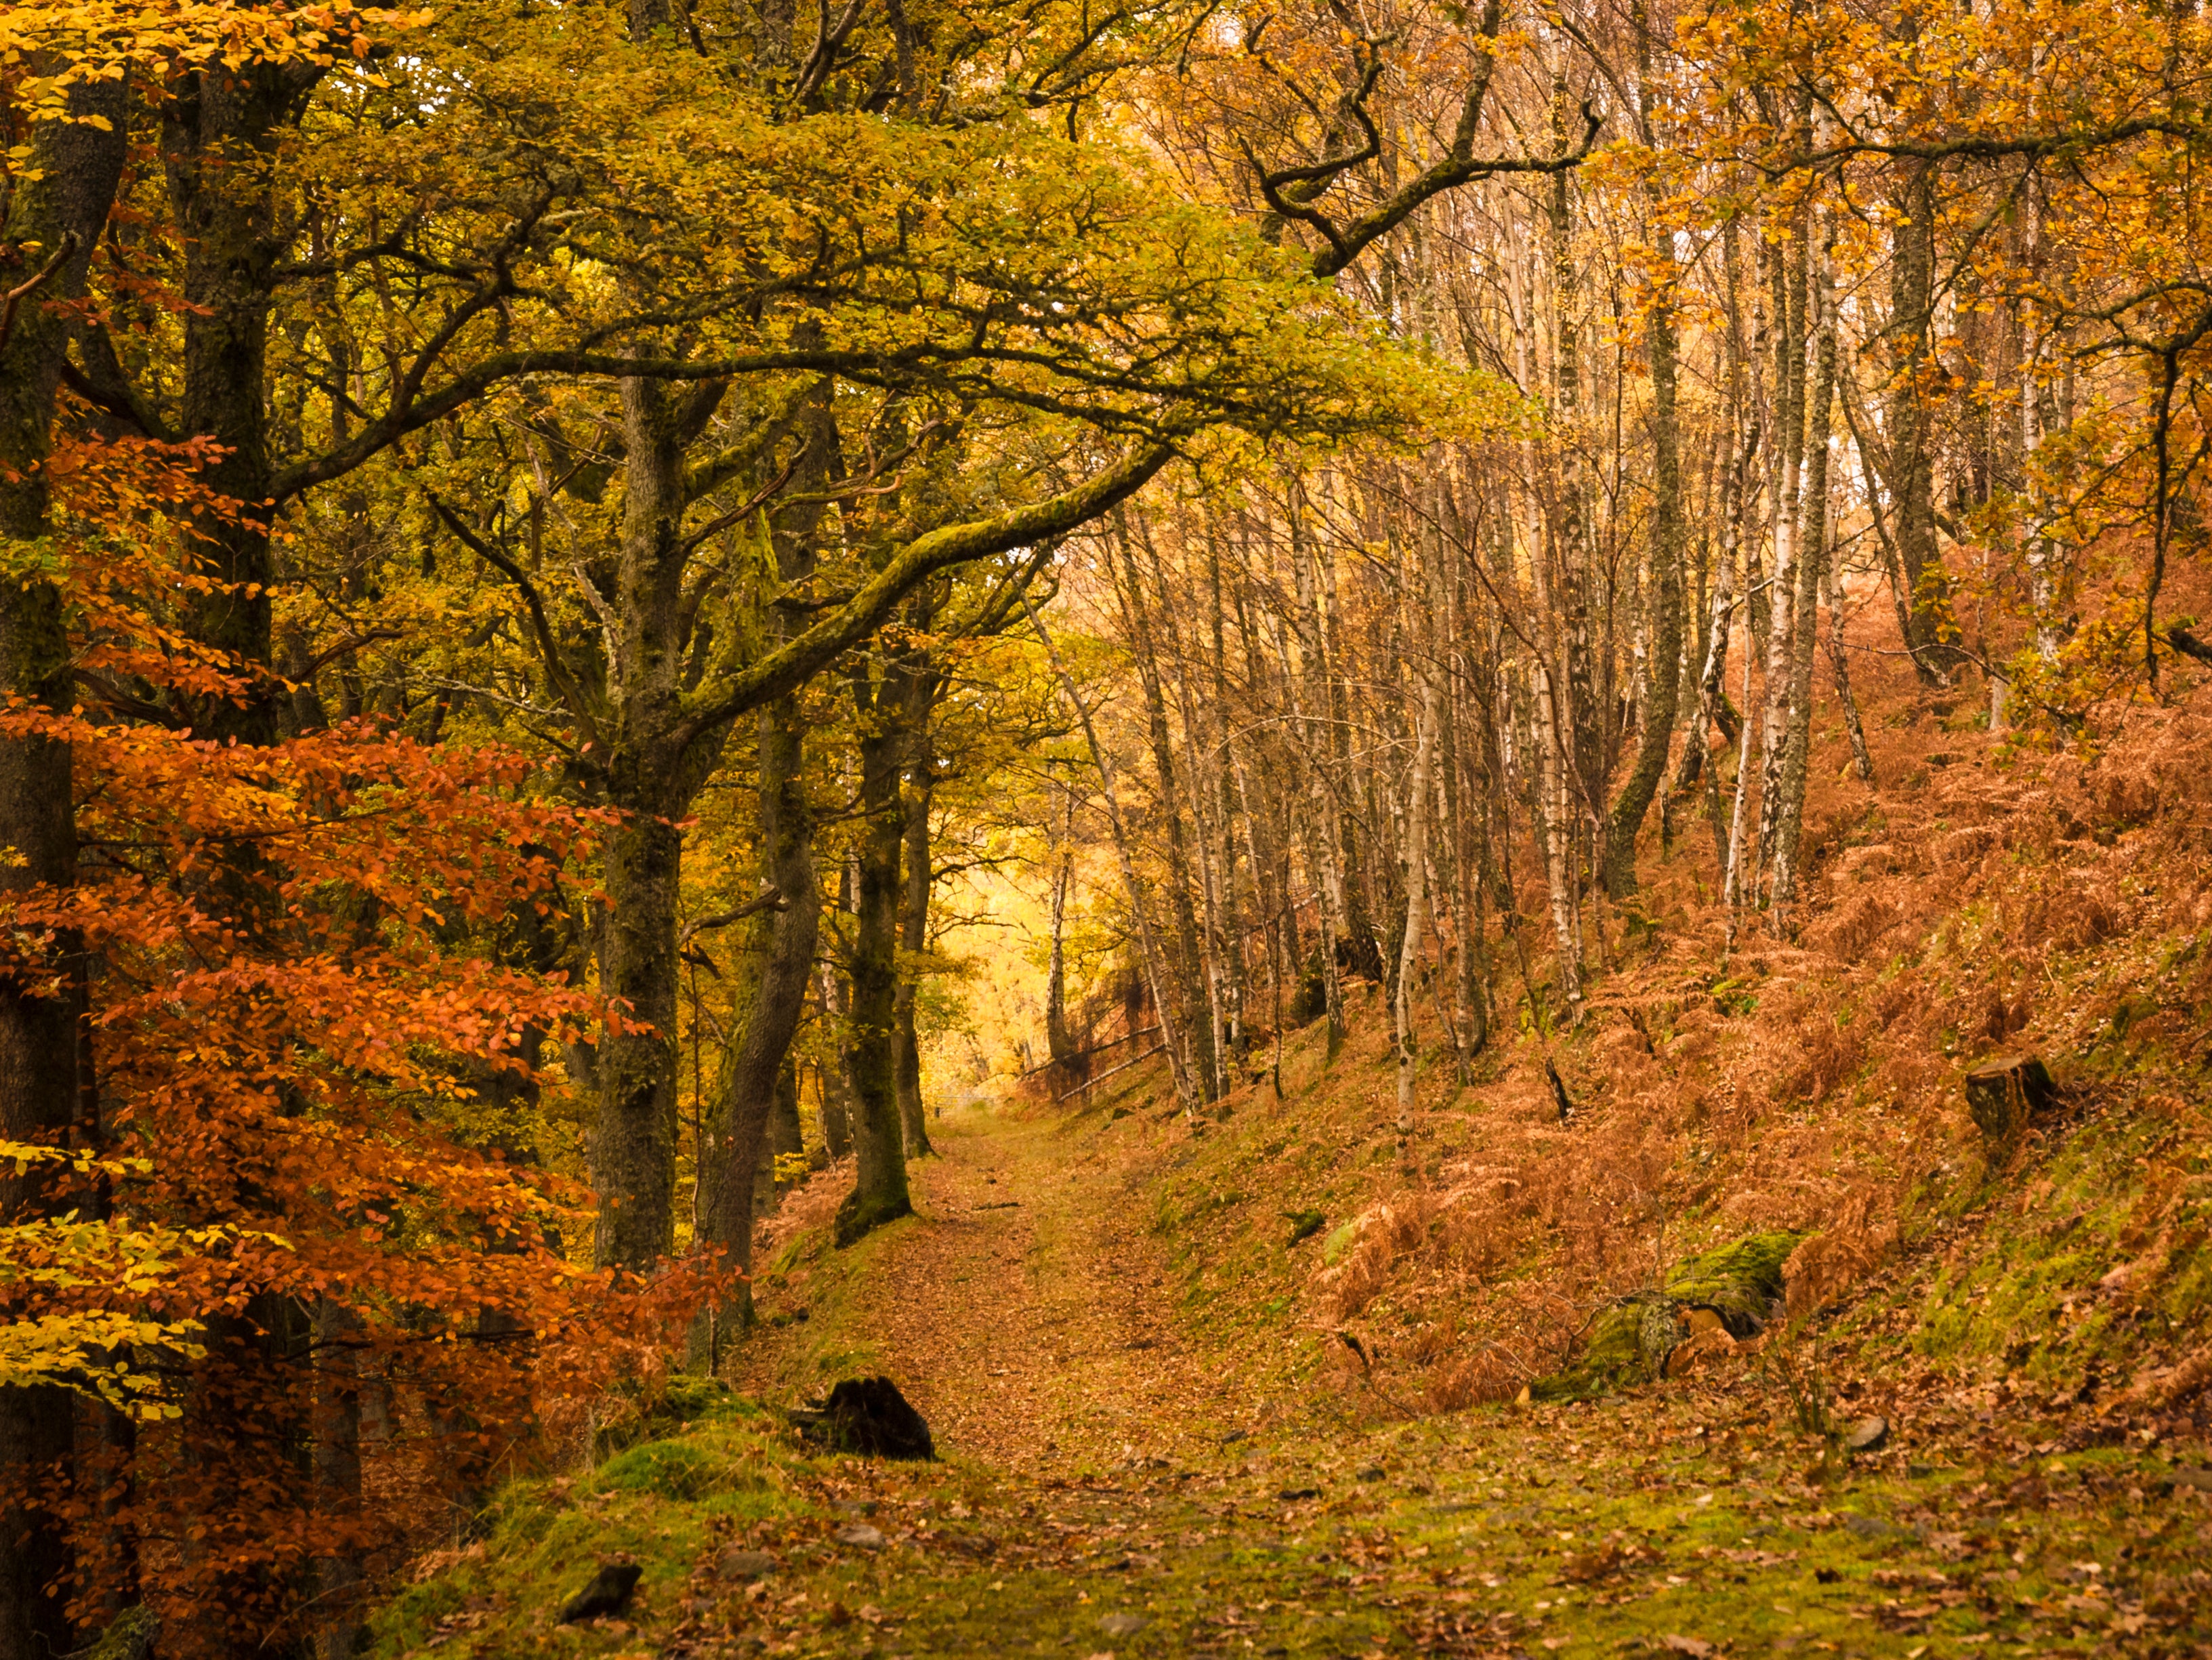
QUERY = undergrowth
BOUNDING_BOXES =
[1126,672,2212,1432]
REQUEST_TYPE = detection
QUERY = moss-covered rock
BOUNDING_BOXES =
[1527,1295,1665,1401]
[1666,1229,1801,1335]
[1526,1230,1803,1402]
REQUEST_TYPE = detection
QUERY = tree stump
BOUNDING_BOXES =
[791,1375,935,1459]
[1964,1053,2056,1149]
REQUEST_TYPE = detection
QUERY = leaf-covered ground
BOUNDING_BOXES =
[369,1086,2212,1659]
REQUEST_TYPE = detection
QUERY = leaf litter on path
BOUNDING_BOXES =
[382,1101,2212,1659]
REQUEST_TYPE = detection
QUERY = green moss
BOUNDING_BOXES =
[597,1438,732,1501]
[1665,1228,1803,1333]
[1529,1230,1804,1402]
[1527,1298,1656,1401]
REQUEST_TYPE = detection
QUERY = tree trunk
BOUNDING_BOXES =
[310,1302,364,1660]
[1044,793,1078,1080]
[692,680,820,1348]
[817,966,855,1159]
[1822,524,1875,783]
[835,667,915,1245]
[1111,515,1218,1100]
[593,794,684,1268]
[1207,544,1247,1068]
[894,683,936,1157]
[1769,221,1839,926]
[757,1057,803,1213]
[0,76,125,1660]
[1440,627,1489,1075]
[1393,678,1439,1169]
[1604,137,1687,898]
[588,374,696,1270]
[1545,68,1606,873]
[1887,157,1954,678]
[163,60,324,745]
[1284,507,1350,1056]
[1755,180,1810,902]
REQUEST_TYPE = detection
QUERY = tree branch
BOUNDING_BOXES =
[673,438,1177,749]
[0,233,76,353]
[423,492,604,748]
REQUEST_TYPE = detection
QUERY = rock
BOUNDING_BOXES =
[2169,1466,2212,1495]
[559,1562,642,1623]
[1844,1415,1890,1453]
[717,1549,778,1580]
[1283,1207,1326,1245]
[793,1375,935,1460]
[1098,1612,1151,1638]
[1964,1053,2056,1148]
[835,1524,887,1550]
[1530,1231,1801,1401]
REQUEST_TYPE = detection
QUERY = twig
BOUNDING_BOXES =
[0,233,77,353]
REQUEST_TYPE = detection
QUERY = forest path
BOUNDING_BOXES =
[705,1100,2156,1660]
[742,1100,1264,1475]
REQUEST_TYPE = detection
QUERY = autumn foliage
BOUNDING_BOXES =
[0,420,728,1651]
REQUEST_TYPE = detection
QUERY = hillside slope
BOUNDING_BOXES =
[369,1091,2210,1657]
[367,689,2212,1657]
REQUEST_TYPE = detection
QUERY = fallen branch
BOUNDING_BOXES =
[1062,1043,1167,1102]
[1019,1024,1163,1078]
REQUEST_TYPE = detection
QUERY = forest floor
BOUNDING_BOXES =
[369,1086,2212,1660]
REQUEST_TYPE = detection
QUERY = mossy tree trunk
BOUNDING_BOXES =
[692,398,831,1343]
[836,661,915,1245]
[692,682,820,1348]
